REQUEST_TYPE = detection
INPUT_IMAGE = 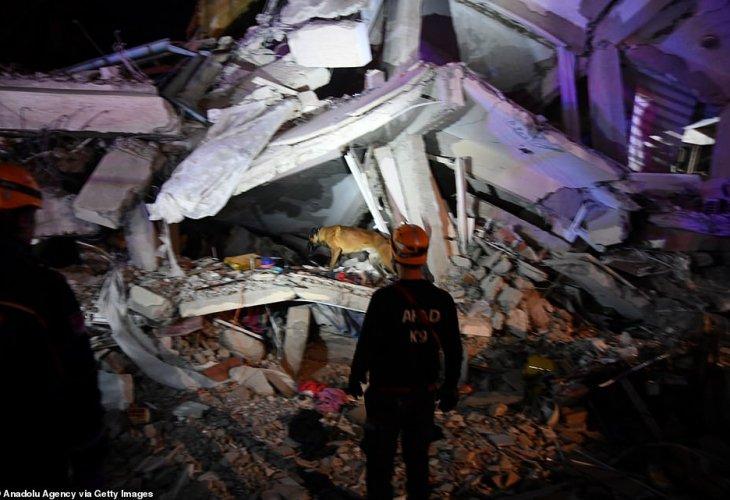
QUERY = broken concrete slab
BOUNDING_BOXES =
[263,369,298,397]
[283,305,311,377]
[0,77,181,136]
[288,21,372,68]
[177,271,373,317]
[280,0,369,25]
[583,207,629,248]
[128,285,174,323]
[73,139,162,229]
[256,58,331,91]
[230,366,275,396]
[98,371,134,411]
[148,99,298,223]
[438,70,622,205]
[544,254,651,319]
[467,194,572,253]
[234,64,434,195]
[220,328,266,363]
[286,273,373,312]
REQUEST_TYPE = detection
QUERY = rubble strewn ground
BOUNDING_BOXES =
[58,216,730,498]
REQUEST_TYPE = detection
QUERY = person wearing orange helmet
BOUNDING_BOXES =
[0,162,103,488]
[349,224,463,499]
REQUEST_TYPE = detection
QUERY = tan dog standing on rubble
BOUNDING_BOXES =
[308,225,394,273]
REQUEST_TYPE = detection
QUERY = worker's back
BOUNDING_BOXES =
[0,238,103,487]
[352,278,461,391]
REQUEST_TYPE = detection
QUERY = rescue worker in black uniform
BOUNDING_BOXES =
[348,224,463,499]
[0,163,104,488]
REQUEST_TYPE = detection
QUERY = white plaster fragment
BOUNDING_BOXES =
[288,21,372,68]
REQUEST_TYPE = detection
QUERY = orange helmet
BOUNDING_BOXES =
[0,163,42,210]
[391,224,429,265]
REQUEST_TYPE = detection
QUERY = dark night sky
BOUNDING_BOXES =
[1,0,199,71]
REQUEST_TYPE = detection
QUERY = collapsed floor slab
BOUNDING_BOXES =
[178,270,374,317]
[0,77,181,136]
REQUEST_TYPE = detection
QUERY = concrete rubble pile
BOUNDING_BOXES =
[2,0,730,497]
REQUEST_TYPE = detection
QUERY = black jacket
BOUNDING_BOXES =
[0,239,103,452]
[349,279,463,393]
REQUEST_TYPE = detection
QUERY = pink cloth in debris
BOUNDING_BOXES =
[315,388,348,414]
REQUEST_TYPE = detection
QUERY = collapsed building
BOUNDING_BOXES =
[1,0,729,497]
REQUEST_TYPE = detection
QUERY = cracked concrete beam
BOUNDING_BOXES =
[458,0,601,51]
[593,0,675,45]
[233,64,434,195]
[0,78,181,137]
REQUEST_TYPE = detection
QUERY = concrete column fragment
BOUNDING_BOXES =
[588,45,629,162]
[556,47,580,141]
[283,305,312,378]
[73,139,162,229]
[391,135,456,282]
[382,0,423,72]
[124,203,158,272]
[374,145,408,224]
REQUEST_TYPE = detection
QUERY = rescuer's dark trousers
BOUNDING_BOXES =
[363,388,435,499]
